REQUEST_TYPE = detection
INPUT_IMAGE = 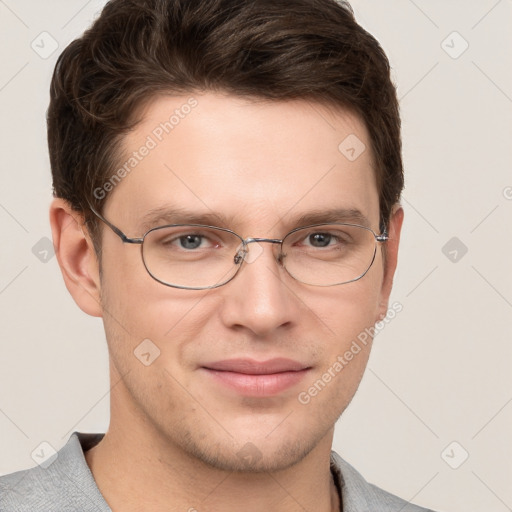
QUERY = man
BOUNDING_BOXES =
[0,0,439,510]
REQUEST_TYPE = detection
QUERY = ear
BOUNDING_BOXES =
[376,203,404,321]
[49,198,103,317]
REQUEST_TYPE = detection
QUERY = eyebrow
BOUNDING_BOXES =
[292,208,370,228]
[139,207,235,232]
[139,206,371,233]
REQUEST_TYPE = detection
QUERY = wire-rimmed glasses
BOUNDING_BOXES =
[88,205,388,290]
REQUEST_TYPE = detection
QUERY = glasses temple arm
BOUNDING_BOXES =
[87,203,141,244]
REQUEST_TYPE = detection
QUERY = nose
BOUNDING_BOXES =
[218,241,300,338]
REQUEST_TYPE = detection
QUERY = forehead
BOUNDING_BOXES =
[106,92,379,233]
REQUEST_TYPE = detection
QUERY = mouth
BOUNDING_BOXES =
[201,358,312,397]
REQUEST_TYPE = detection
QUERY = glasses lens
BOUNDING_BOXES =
[282,224,377,286]
[142,225,243,289]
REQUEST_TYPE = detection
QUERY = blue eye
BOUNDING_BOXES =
[178,234,204,250]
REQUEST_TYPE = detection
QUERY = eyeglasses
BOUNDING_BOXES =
[88,205,388,290]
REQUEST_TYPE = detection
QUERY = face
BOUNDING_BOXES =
[90,92,399,472]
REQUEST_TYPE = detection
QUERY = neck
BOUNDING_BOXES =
[84,382,340,512]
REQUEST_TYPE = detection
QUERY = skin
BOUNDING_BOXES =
[50,92,404,512]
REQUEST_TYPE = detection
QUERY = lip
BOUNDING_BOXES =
[201,358,311,397]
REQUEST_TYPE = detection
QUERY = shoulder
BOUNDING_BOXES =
[330,451,440,512]
[0,463,60,512]
[0,432,109,512]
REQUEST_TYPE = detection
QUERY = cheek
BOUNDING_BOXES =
[296,283,380,416]
[99,251,219,369]
[312,266,383,339]
[101,244,199,328]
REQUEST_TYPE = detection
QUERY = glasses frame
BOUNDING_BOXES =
[88,204,389,290]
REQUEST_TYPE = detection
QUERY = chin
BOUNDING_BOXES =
[171,414,335,474]
[184,436,317,473]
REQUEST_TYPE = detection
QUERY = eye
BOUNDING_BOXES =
[162,232,220,250]
[300,230,351,249]
[305,232,335,248]
[177,234,206,250]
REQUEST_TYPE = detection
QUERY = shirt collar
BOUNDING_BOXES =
[67,432,389,512]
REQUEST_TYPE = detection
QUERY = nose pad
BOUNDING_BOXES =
[233,247,246,265]
[234,240,286,269]
[243,241,264,264]
[234,241,266,265]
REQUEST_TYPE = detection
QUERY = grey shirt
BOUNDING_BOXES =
[0,432,437,511]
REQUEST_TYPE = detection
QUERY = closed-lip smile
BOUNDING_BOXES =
[201,358,311,396]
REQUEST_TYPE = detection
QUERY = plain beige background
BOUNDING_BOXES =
[1,1,511,511]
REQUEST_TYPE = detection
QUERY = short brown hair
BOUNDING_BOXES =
[48,0,403,252]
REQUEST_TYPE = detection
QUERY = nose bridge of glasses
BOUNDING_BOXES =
[234,237,283,265]
[244,237,282,245]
